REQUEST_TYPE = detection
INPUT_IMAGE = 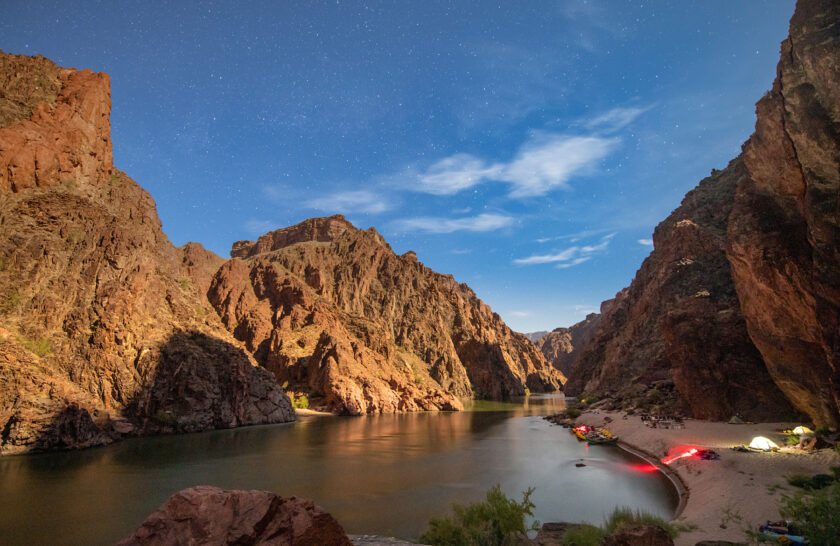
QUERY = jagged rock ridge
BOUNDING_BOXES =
[0,51,294,455]
[565,0,840,426]
[537,313,600,377]
[209,216,564,415]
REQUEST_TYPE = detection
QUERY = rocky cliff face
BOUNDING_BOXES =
[0,52,294,454]
[209,216,563,415]
[566,0,840,425]
[727,0,840,427]
[565,162,794,420]
[537,313,600,377]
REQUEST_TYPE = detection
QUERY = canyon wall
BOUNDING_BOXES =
[209,215,564,415]
[565,0,839,425]
[0,52,294,454]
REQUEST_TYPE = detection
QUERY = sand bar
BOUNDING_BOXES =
[574,411,840,545]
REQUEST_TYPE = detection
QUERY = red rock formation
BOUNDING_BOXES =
[209,217,564,414]
[566,0,840,425]
[0,52,293,454]
[118,486,352,546]
[537,314,600,377]
[565,161,795,421]
[727,0,840,427]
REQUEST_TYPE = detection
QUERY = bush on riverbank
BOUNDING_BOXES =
[419,484,538,546]
[780,482,840,544]
[559,508,678,545]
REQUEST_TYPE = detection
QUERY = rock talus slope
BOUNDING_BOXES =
[567,0,840,425]
[209,215,564,415]
[0,51,293,454]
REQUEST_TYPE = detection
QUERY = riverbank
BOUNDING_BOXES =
[573,411,840,545]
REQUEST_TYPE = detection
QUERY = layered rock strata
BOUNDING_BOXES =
[209,216,564,414]
[566,0,840,425]
[0,52,293,455]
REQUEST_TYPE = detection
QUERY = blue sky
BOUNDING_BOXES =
[2,1,795,332]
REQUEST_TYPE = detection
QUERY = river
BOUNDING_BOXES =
[0,395,677,544]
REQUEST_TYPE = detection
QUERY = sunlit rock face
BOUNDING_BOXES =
[209,215,564,415]
[727,0,840,427]
[566,0,840,425]
[537,313,600,377]
[0,52,294,455]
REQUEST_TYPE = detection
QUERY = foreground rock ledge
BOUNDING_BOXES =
[118,486,353,546]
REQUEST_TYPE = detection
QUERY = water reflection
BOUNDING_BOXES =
[0,394,676,545]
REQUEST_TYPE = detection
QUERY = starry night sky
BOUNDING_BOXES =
[2,1,795,331]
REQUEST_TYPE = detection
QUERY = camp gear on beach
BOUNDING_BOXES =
[749,436,780,451]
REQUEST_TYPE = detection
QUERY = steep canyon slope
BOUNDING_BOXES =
[0,52,294,454]
[210,216,564,415]
[565,0,840,426]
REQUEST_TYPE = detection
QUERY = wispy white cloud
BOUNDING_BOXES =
[514,247,580,265]
[510,310,530,318]
[514,232,616,267]
[305,190,390,214]
[244,219,278,235]
[416,154,500,195]
[637,238,654,247]
[557,257,592,269]
[451,249,472,254]
[407,133,617,198]
[394,213,514,234]
[586,106,651,134]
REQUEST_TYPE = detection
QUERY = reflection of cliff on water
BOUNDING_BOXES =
[0,393,679,545]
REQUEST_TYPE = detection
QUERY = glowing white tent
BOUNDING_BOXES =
[792,426,814,435]
[749,436,779,451]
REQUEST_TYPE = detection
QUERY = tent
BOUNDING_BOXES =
[792,426,814,435]
[728,415,745,424]
[749,436,779,451]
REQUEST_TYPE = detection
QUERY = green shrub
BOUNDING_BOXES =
[787,473,836,490]
[20,337,51,357]
[780,482,840,544]
[786,435,801,445]
[560,524,605,545]
[565,407,582,419]
[816,425,831,437]
[420,484,538,546]
[603,507,677,538]
[291,394,309,410]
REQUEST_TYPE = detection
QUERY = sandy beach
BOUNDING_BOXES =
[573,411,839,545]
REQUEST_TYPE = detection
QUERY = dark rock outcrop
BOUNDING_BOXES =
[0,52,293,455]
[209,217,564,415]
[564,162,793,420]
[726,0,840,427]
[118,486,352,546]
[566,0,840,425]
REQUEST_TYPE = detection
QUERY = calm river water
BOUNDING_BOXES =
[0,395,676,545]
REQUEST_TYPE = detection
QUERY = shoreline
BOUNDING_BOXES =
[574,411,840,545]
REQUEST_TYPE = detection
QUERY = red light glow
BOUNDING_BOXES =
[662,446,699,465]
[627,463,659,473]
